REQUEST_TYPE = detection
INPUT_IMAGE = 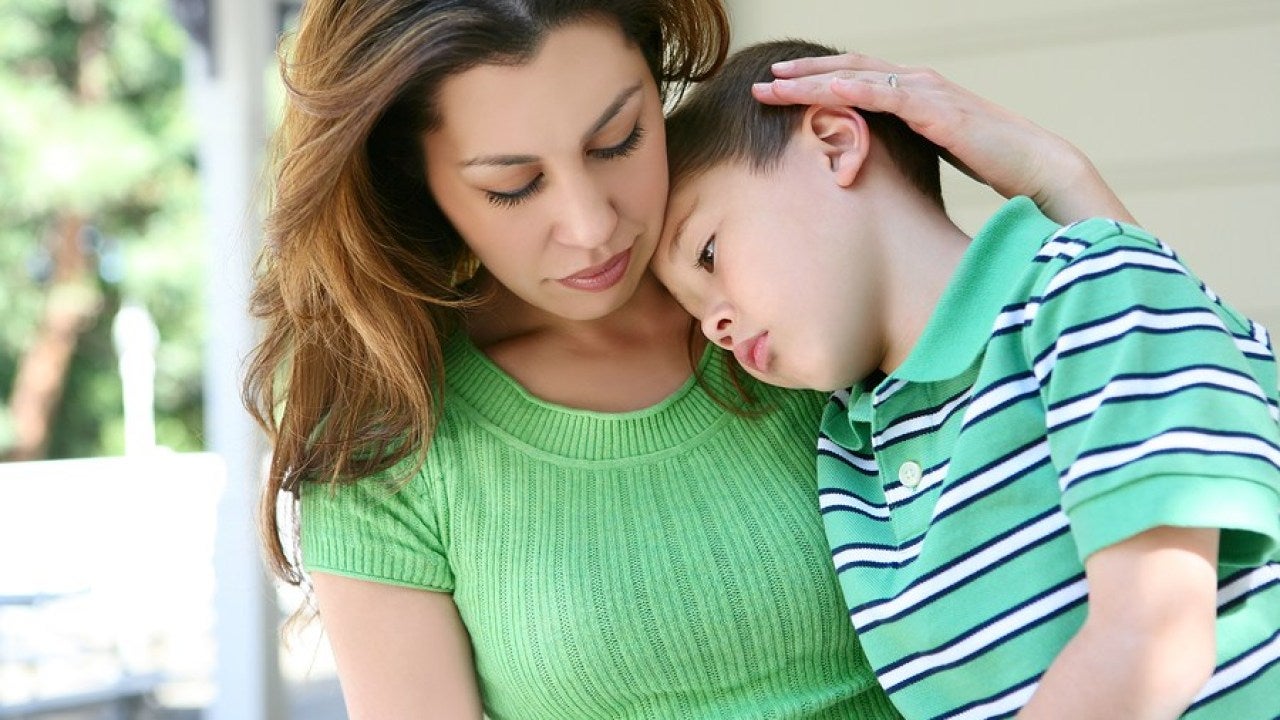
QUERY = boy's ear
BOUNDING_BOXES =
[802,105,871,188]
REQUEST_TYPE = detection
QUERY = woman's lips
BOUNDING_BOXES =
[558,249,631,292]
[733,331,769,374]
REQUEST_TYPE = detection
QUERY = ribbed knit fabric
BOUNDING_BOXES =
[301,333,902,719]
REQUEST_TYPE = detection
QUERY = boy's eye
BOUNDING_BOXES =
[694,236,716,273]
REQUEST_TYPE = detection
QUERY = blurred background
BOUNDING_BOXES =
[0,0,1275,718]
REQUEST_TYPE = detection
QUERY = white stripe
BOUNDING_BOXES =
[852,512,1069,628]
[1191,630,1280,704]
[819,491,890,519]
[964,375,1040,427]
[941,683,1039,720]
[875,378,909,405]
[933,441,1051,520]
[1216,564,1280,609]
[1061,430,1280,491]
[1035,238,1088,261]
[1236,334,1273,359]
[1155,239,1177,258]
[885,463,948,505]
[1253,321,1272,351]
[818,436,878,474]
[992,302,1039,334]
[833,538,924,569]
[1033,308,1226,383]
[1046,367,1269,431]
[874,389,972,447]
[878,579,1088,691]
[829,388,851,407]
[1042,248,1185,299]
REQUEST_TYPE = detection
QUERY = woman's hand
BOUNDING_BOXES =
[753,52,1136,225]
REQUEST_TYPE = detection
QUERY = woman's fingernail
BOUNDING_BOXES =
[772,60,794,71]
[774,78,797,89]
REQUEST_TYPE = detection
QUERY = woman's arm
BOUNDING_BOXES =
[1019,526,1218,719]
[753,52,1136,226]
[311,572,484,720]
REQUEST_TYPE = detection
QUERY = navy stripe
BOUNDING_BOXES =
[1048,385,1271,434]
[818,487,887,519]
[877,574,1088,694]
[874,388,972,450]
[1030,305,1226,375]
[848,508,1071,633]
[963,372,1040,429]
[1040,248,1186,304]
[933,440,1053,525]
[1217,566,1280,615]
[1185,629,1280,712]
[1046,364,1260,412]
[833,535,927,572]
[817,448,878,476]
[929,674,1040,720]
[1064,427,1280,490]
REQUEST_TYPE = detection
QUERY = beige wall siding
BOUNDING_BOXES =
[727,0,1280,336]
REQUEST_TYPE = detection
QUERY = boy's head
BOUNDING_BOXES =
[653,40,945,391]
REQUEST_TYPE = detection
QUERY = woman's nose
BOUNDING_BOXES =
[551,169,619,249]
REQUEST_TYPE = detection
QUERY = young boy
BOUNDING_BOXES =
[653,40,1280,719]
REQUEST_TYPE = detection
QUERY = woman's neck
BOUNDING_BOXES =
[464,272,705,412]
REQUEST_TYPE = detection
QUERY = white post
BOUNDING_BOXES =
[180,0,287,718]
[111,302,159,455]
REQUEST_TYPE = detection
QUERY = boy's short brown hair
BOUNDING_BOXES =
[665,39,944,208]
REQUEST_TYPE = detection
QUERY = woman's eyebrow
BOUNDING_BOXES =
[582,83,642,141]
[461,83,643,168]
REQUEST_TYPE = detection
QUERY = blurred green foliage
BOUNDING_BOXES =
[0,0,204,457]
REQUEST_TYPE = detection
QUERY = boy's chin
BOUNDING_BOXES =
[746,366,847,393]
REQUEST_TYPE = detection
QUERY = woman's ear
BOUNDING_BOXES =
[802,105,871,188]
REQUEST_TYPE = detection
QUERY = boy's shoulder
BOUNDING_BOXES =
[1032,214,1163,268]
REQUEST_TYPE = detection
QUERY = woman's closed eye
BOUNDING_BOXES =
[589,124,645,160]
[694,235,716,273]
[485,124,646,208]
[486,174,545,208]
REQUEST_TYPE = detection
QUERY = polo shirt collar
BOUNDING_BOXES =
[888,196,1059,385]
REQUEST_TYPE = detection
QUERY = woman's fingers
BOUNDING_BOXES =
[769,51,900,78]
[753,71,906,110]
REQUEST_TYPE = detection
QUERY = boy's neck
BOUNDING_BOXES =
[870,192,971,376]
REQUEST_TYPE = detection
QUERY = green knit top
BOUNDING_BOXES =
[301,332,899,719]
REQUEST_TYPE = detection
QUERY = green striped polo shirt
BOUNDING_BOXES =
[817,197,1280,719]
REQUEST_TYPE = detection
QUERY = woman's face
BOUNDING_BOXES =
[423,19,669,322]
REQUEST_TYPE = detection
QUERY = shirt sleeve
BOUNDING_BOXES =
[1023,220,1280,566]
[300,456,455,592]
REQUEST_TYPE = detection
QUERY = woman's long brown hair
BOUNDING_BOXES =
[243,0,729,586]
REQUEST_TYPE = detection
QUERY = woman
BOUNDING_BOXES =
[244,1,1131,718]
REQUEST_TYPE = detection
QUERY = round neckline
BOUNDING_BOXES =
[442,331,734,464]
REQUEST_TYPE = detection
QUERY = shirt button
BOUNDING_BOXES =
[898,461,923,488]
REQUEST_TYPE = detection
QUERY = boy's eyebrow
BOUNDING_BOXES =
[461,83,643,168]
[666,205,695,262]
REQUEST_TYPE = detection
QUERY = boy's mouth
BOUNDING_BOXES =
[733,331,770,374]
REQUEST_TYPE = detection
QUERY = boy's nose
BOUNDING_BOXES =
[701,308,734,349]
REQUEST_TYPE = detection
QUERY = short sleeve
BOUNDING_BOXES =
[1024,221,1280,566]
[300,459,455,592]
